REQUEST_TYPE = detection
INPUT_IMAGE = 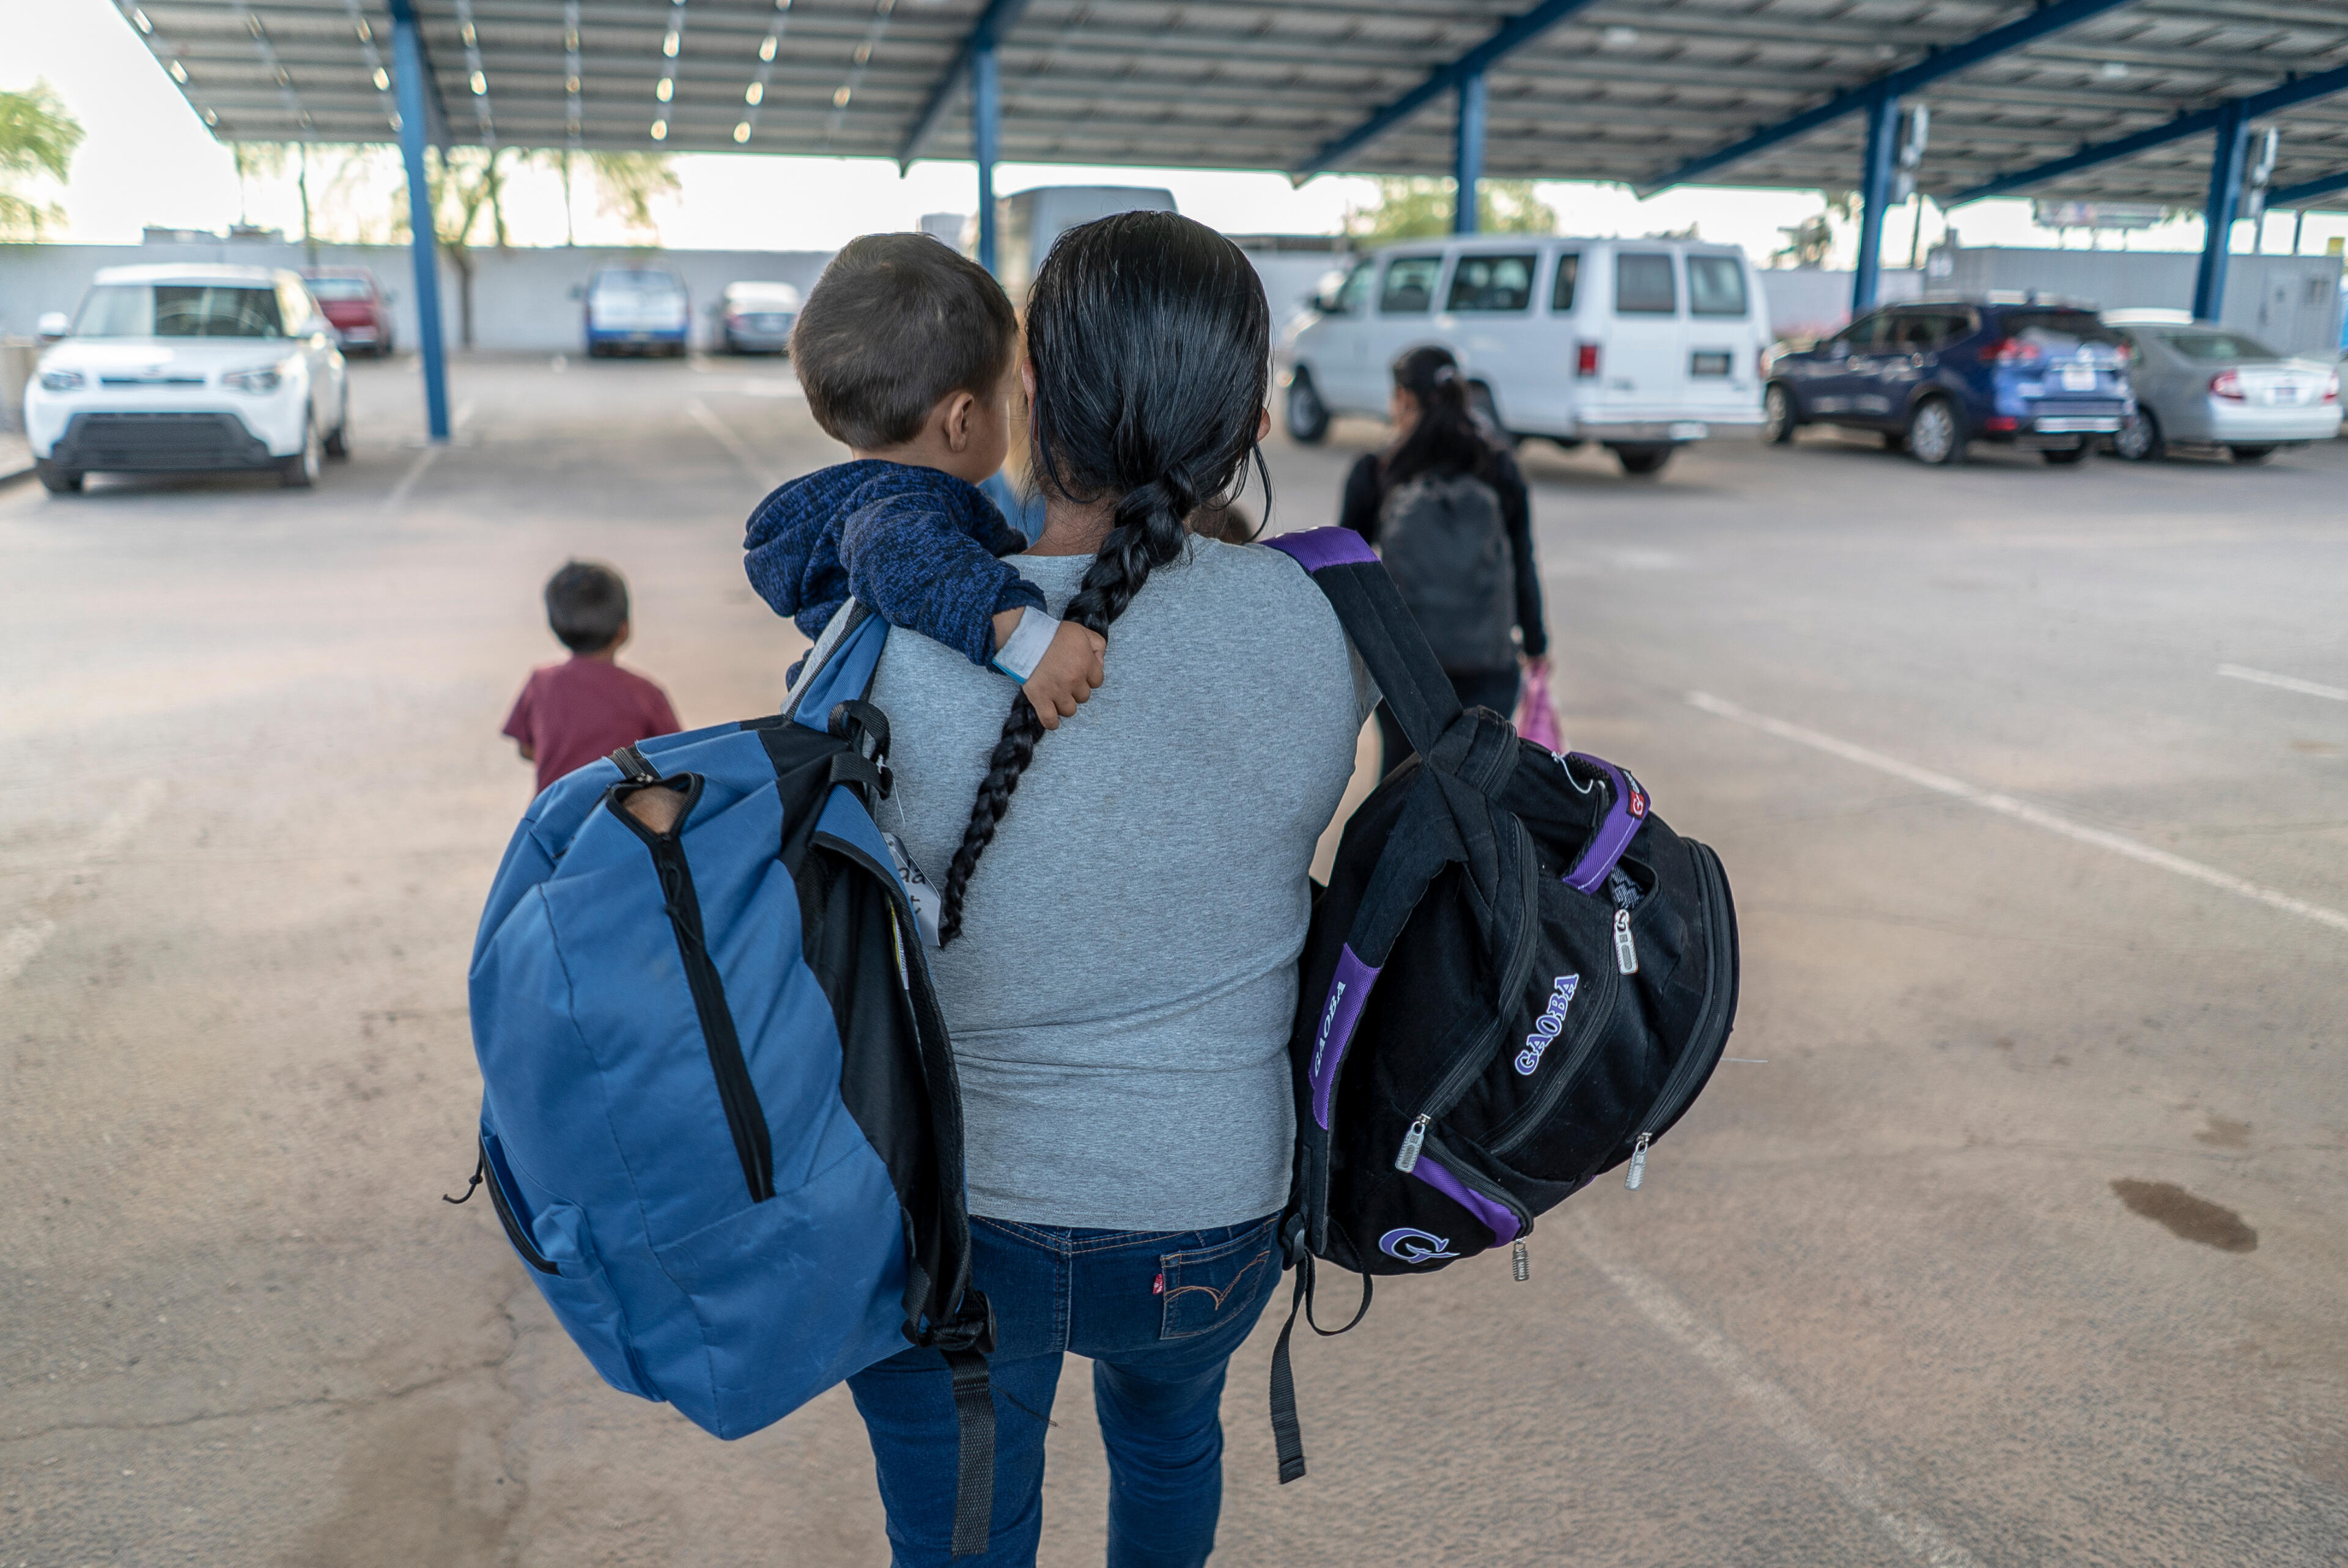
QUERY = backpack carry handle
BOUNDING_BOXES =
[1265,529,1464,762]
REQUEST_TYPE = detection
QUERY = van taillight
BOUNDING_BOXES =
[1576,342,1600,378]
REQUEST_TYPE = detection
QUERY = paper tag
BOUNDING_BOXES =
[880,831,944,949]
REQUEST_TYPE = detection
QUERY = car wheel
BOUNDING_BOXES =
[2040,443,2089,465]
[2111,408,2162,461]
[1906,397,1965,465]
[1614,444,1672,476]
[2229,444,2277,464]
[1284,372,1330,445]
[35,458,83,494]
[1762,383,1797,444]
[324,392,351,459]
[280,415,322,489]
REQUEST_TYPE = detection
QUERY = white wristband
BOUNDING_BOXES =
[990,606,1060,683]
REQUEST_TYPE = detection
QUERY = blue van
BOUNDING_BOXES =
[1763,300,2133,465]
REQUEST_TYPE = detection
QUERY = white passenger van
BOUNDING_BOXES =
[1282,236,1769,475]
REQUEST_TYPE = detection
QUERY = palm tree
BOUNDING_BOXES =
[0,80,84,240]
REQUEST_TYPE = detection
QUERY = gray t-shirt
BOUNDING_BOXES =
[866,536,1376,1231]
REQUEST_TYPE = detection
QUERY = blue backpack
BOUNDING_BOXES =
[457,605,1000,1554]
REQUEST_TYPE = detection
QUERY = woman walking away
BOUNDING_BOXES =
[851,210,1376,1566]
[1337,344,1548,774]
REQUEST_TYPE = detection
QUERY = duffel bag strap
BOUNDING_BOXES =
[926,1289,997,1557]
[1266,529,1463,762]
[1266,1250,1376,1487]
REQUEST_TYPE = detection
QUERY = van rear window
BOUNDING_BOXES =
[1687,256,1748,317]
[1614,254,1676,314]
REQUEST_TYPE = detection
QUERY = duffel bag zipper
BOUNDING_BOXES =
[1394,823,1544,1175]
[1417,1133,1534,1279]
[479,1138,558,1275]
[1619,842,1735,1193]
[612,777,777,1206]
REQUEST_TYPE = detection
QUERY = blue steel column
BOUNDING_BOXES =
[1851,84,1900,314]
[2193,100,2250,322]
[972,43,1001,274]
[1453,70,1487,235]
[391,10,449,441]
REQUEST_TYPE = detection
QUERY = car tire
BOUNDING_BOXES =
[1906,396,1965,466]
[1284,372,1330,445]
[1466,381,1519,447]
[2111,408,2162,461]
[2229,444,2277,464]
[35,458,83,494]
[2040,444,2089,465]
[1614,444,1672,476]
[324,392,351,459]
[1762,383,1798,444]
[280,415,322,489]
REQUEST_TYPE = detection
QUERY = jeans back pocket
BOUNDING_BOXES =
[1157,1218,1279,1341]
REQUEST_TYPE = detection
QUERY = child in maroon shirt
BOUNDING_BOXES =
[503,560,681,793]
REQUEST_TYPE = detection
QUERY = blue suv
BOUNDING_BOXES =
[1763,301,2133,465]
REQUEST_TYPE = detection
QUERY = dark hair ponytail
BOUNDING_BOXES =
[1383,344,1494,488]
[936,210,1271,943]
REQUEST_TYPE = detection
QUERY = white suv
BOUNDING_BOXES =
[24,264,349,493]
[1283,236,1768,476]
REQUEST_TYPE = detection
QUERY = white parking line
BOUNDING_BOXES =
[685,397,781,489]
[2217,663,2348,703]
[1570,1220,1987,1568]
[1688,690,2348,937]
[382,399,477,513]
[1,779,165,989]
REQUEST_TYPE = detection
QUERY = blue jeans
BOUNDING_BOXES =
[848,1212,1283,1568]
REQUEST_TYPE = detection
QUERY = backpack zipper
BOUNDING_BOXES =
[479,1138,558,1274]
[649,833,777,1204]
[1617,843,1735,1192]
[1394,823,1543,1173]
[1483,954,1622,1157]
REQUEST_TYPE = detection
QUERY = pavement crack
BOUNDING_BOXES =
[0,1352,522,1445]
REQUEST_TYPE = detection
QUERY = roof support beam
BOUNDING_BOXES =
[1851,84,1900,314]
[1290,0,1604,180]
[1946,61,2348,205]
[972,41,1001,273]
[384,0,453,150]
[2271,168,2348,207]
[1635,0,2136,196]
[2193,99,2251,320]
[1453,70,1487,234]
[895,0,1032,172]
[391,1,450,444]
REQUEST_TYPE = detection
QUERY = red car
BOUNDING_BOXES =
[301,268,394,358]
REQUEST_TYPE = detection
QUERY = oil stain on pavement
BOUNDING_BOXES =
[2111,1179,2259,1252]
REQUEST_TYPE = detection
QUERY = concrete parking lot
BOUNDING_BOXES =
[4,352,2346,1566]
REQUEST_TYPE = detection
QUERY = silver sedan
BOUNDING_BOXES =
[2105,315,2341,464]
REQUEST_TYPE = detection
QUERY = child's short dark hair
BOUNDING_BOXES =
[792,233,1019,450]
[544,559,629,653]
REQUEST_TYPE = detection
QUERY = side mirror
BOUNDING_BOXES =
[37,311,70,342]
[1311,290,1340,315]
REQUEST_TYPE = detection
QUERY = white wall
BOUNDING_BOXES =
[1924,245,2345,358]
[0,240,836,356]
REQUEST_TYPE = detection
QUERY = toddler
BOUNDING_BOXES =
[503,560,681,793]
[742,233,1104,727]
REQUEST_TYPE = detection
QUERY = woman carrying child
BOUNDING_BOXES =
[840,212,1375,1566]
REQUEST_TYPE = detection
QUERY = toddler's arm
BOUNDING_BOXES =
[992,611,1106,730]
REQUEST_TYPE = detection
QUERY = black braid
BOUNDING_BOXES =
[933,211,1269,944]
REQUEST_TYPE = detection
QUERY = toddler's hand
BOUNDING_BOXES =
[1023,621,1106,731]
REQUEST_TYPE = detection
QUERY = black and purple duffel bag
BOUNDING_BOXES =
[1261,528,1741,1482]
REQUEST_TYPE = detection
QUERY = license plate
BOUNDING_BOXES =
[1668,421,1708,440]
[2035,416,2119,433]
[2273,386,2302,403]
[2061,366,2095,391]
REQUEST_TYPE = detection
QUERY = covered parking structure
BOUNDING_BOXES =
[114,0,2348,440]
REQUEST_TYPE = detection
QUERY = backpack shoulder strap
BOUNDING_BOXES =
[1265,528,1462,760]
[781,600,890,731]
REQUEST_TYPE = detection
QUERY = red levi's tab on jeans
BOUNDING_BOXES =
[503,657,681,793]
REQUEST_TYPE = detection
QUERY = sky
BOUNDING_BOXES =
[10,0,2348,265]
